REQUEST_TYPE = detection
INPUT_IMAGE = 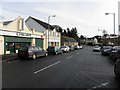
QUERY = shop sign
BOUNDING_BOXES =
[16,32,31,37]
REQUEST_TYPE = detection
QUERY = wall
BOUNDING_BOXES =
[0,36,4,55]
[118,1,120,36]
[25,17,46,32]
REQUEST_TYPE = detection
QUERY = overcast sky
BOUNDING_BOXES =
[0,0,119,37]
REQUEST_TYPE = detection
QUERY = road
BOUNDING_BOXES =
[2,45,120,89]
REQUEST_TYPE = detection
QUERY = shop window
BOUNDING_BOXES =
[119,25,120,31]
[6,43,9,51]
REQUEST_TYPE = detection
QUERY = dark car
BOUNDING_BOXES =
[18,46,48,60]
[47,46,63,55]
[109,46,120,62]
[100,46,113,56]
[114,59,120,79]
[68,46,74,51]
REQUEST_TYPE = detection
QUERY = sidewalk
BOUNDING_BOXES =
[2,53,18,62]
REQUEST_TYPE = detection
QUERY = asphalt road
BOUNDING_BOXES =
[2,45,120,89]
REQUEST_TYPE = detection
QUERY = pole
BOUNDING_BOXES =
[113,13,115,45]
[48,16,50,48]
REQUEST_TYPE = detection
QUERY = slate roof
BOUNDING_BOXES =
[30,16,54,30]
[62,36,77,42]
[3,21,13,25]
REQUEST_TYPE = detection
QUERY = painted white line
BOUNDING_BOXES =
[80,71,113,76]
[101,82,109,86]
[34,61,61,74]
[91,82,109,89]
[66,55,73,59]
[85,74,101,84]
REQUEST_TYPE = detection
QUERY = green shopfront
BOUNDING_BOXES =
[0,30,44,55]
[4,36,43,54]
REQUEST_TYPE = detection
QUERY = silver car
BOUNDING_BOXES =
[114,59,120,79]
[60,46,70,52]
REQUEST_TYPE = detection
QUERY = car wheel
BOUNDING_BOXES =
[45,53,48,57]
[55,52,58,55]
[114,65,120,79]
[32,54,36,60]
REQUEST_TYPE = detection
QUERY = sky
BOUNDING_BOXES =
[0,0,119,37]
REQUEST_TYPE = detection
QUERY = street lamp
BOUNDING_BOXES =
[105,13,115,45]
[48,15,56,48]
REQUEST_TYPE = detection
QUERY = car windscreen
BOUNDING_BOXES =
[94,46,99,48]
[60,46,66,48]
[103,46,112,49]
[48,47,55,49]
[20,47,28,51]
[29,47,34,51]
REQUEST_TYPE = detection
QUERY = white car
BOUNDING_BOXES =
[114,59,120,79]
[93,46,101,52]
[79,45,83,49]
[60,46,70,52]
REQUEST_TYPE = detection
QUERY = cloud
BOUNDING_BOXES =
[2,0,119,2]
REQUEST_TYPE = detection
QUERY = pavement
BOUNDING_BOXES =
[2,53,18,62]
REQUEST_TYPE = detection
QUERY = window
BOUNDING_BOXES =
[119,25,120,31]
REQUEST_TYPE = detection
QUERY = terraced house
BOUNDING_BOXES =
[0,16,45,55]
[25,16,61,50]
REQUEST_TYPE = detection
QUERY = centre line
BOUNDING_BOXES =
[66,55,73,59]
[34,61,61,74]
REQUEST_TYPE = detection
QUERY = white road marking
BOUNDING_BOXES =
[34,61,61,74]
[66,55,73,59]
[80,71,113,76]
[85,74,101,84]
[87,82,109,90]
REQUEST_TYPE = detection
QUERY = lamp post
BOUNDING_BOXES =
[48,15,56,48]
[105,13,115,45]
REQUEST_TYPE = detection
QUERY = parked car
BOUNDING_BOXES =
[100,45,113,56]
[79,45,83,49]
[68,46,74,51]
[47,46,63,55]
[74,45,80,50]
[60,46,70,52]
[93,45,101,52]
[109,46,120,62]
[18,46,48,60]
[114,59,120,79]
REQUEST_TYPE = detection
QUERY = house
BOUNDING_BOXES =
[0,16,44,55]
[25,16,61,50]
[119,1,120,36]
[61,36,78,46]
[85,37,94,46]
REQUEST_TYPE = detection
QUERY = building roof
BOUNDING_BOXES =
[3,21,13,25]
[30,16,54,30]
[62,36,77,42]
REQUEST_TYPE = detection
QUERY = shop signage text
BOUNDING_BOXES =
[16,32,31,36]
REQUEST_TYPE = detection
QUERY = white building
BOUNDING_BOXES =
[118,1,120,36]
[25,16,61,50]
[0,16,45,55]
